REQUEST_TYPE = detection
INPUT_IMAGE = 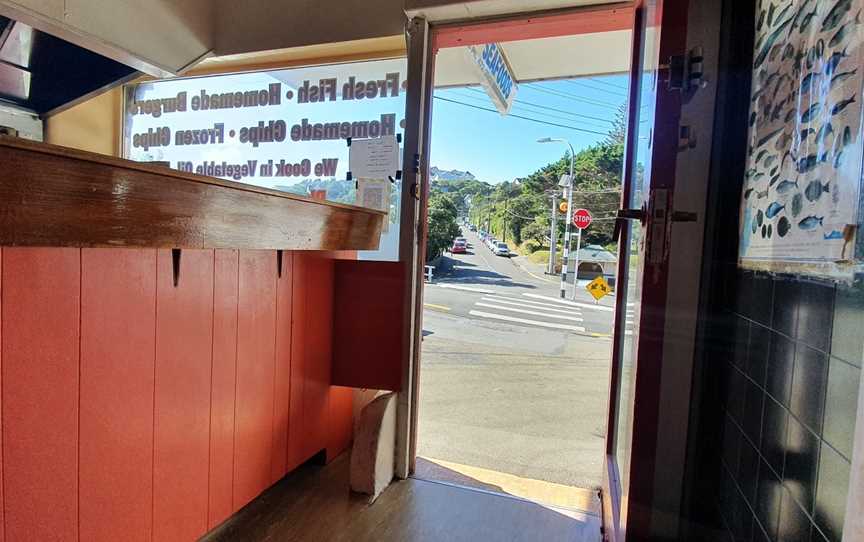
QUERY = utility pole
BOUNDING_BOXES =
[503,199,508,243]
[548,193,557,275]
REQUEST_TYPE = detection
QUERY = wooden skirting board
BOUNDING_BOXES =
[0,136,384,250]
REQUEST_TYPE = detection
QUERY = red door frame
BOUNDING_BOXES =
[603,0,692,539]
[411,5,638,475]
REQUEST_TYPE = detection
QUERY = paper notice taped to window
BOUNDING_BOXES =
[349,135,399,180]
[357,179,390,232]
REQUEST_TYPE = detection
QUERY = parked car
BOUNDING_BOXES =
[455,237,467,246]
[493,242,510,257]
[469,225,477,232]
[451,241,467,254]
[486,238,498,250]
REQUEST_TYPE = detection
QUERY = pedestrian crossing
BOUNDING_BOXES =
[467,292,588,333]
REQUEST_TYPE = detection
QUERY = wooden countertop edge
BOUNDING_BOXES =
[0,135,386,217]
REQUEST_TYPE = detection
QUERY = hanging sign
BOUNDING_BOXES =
[573,208,592,229]
[466,43,518,115]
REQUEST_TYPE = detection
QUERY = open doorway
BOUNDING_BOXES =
[414,9,633,517]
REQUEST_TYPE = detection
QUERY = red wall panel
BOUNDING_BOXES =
[287,253,308,471]
[79,248,156,542]
[2,249,79,542]
[332,260,405,391]
[327,386,354,461]
[233,250,278,509]
[303,255,333,461]
[271,251,293,482]
[209,250,239,530]
[153,250,214,541]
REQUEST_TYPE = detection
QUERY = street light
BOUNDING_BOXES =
[538,137,576,299]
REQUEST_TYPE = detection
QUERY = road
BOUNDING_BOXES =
[423,230,616,337]
[415,229,617,493]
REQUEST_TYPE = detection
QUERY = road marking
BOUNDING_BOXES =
[475,302,585,322]
[436,284,496,294]
[469,310,587,332]
[481,296,583,316]
[424,303,451,312]
[522,293,615,313]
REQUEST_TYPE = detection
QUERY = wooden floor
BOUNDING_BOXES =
[201,454,602,542]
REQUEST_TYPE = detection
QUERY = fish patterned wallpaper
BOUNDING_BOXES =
[739,0,864,276]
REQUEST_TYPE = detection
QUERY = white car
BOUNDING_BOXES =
[486,238,497,250]
[493,242,510,257]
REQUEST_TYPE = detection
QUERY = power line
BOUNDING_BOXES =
[524,83,623,109]
[587,77,630,91]
[449,90,612,131]
[432,95,610,137]
[461,87,616,125]
[564,80,628,97]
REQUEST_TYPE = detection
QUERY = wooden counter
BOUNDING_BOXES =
[0,136,384,250]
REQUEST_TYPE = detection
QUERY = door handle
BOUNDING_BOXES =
[613,207,647,242]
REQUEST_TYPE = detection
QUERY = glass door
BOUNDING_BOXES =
[602,0,690,539]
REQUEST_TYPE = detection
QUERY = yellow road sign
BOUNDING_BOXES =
[559,201,568,213]
[586,276,612,301]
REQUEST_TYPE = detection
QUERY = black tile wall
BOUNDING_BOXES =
[714,272,861,542]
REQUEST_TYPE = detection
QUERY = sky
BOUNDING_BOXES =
[429,74,631,184]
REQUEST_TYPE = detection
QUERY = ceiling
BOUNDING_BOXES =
[434,30,632,87]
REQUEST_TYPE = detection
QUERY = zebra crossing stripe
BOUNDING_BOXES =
[468,310,586,332]
[481,296,582,315]
[522,293,615,313]
[475,302,585,322]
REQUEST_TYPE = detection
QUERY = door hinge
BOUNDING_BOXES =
[665,47,706,93]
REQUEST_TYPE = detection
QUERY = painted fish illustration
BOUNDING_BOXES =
[783,43,797,61]
[756,149,769,163]
[745,188,755,199]
[775,179,798,195]
[755,16,795,68]
[797,153,828,173]
[798,215,824,230]
[766,202,785,218]
[824,230,844,240]
[750,111,758,126]
[757,209,765,227]
[800,71,820,94]
[800,8,819,33]
[829,10,860,47]
[841,125,852,147]
[815,123,834,145]
[822,0,853,32]
[758,8,768,30]
[775,3,793,26]
[770,174,781,186]
[832,95,856,115]
[758,126,786,147]
[800,127,816,141]
[831,69,858,90]
[824,49,848,76]
[805,180,830,202]
[792,0,815,30]
[777,216,792,237]
[791,193,804,217]
[801,103,822,123]
[757,189,770,199]
[784,108,797,123]
[764,154,778,168]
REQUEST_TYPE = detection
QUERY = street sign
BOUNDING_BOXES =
[572,208,592,229]
[559,201,568,213]
[586,276,611,301]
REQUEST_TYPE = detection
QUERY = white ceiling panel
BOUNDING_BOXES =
[434,30,632,88]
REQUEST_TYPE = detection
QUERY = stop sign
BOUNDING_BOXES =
[572,208,592,229]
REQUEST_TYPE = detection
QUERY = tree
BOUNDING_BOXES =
[426,193,461,261]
